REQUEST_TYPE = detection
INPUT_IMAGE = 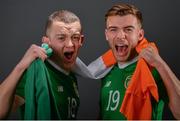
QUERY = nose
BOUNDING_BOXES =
[116,30,125,39]
[65,39,74,47]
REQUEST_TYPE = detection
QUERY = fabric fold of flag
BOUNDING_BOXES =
[24,59,61,119]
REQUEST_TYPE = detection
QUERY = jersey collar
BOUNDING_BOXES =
[118,56,138,69]
[47,59,69,75]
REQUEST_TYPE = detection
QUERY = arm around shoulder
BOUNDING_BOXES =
[0,44,46,119]
[0,64,26,119]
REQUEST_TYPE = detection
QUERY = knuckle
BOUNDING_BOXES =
[31,44,36,48]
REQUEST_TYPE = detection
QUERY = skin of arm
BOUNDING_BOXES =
[140,45,180,119]
[0,44,47,119]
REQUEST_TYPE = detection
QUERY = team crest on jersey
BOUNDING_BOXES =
[73,82,79,97]
[124,75,132,89]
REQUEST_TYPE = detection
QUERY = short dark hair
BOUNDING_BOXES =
[105,3,143,28]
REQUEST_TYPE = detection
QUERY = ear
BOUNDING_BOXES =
[138,29,144,41]
[105,29,109,41]
[79,35,84,47]
[42,36,51,45]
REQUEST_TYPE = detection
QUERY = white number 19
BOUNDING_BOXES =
[106,90,120,111]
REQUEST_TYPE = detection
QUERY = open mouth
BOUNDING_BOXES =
[64,51,74,61]
[115,44,128,56]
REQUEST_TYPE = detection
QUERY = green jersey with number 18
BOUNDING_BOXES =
[16,60,80,119]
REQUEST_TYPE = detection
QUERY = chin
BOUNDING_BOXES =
[63,66,72,72]
[64,62,75,71]
[117,59,128,63]
[115,54,127,62]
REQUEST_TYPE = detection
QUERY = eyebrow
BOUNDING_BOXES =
[72,33,81,35]
[55,33,81,37]
[124,25,135,29]
[107,25,135,29]
[106,26,118,29]
[55,34,65,37]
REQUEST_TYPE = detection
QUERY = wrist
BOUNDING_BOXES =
[14,62,27,74]
[154,58,166,71]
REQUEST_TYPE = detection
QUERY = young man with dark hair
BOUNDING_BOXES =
[97,3,180,119]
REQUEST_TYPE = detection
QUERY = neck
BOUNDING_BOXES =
[49,56,71,73]
[47,58,70,75]
[119,49,138,65]
[118,56,138,69]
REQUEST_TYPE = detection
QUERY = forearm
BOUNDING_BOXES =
[155,59,180,119]
[0,44,46,118]
[0,63,26,118]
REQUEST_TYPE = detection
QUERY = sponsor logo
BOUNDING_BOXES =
[104,81,111,87]
[57,86,64,92]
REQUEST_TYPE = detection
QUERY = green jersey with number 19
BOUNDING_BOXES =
[100,60,168,120]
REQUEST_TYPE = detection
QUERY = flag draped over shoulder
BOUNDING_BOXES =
[74,38,160,120]
[100,38,159,119]
[24,59,61,119]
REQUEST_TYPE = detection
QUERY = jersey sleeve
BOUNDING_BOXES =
[152,68,169,104]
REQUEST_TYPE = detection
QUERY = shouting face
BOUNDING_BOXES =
[43,21,83,72]
[105,15,144,64]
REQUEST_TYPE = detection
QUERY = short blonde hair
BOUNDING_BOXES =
[44,10,81,36]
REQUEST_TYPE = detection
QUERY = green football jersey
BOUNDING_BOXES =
[100,62,168,120]
[16,60,80,119]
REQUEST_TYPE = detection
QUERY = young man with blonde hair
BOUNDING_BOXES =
[0,10,84,119]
